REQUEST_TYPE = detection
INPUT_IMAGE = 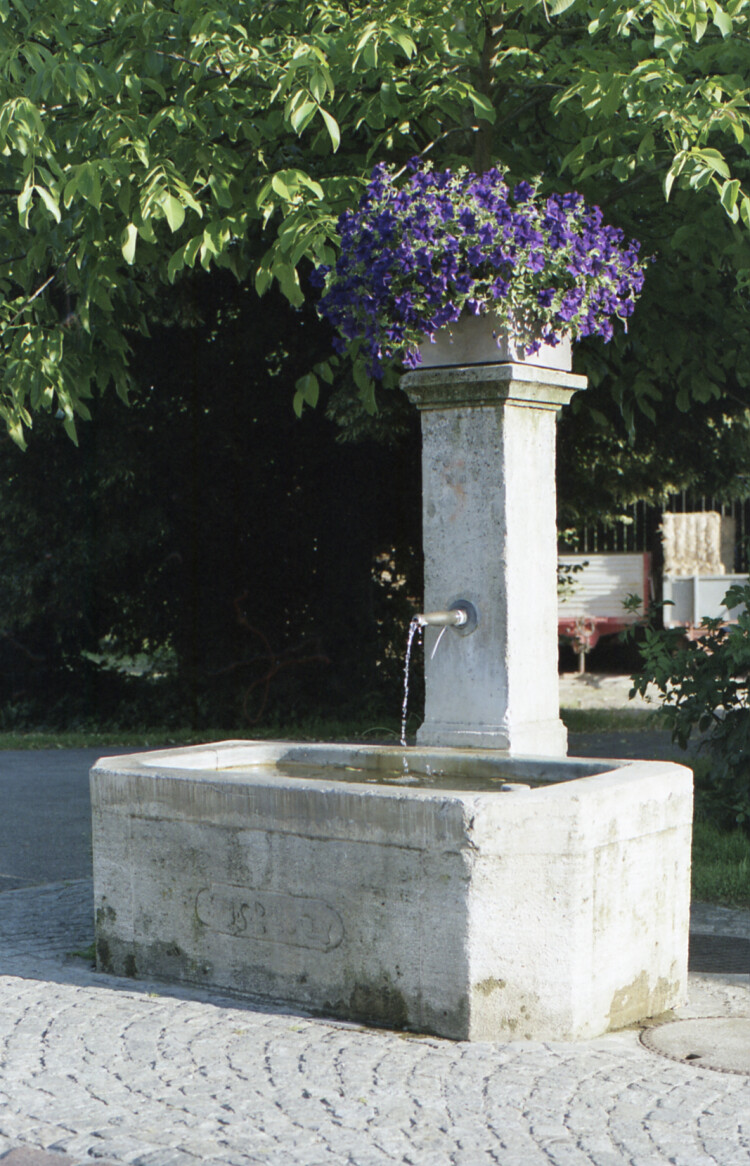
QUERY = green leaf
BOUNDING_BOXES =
[713,6,733,36]
[316,360,335,385]
[636,131,655,164]
[293,372,319,416]
[163,194,186,233]
[271,173,292,200]
[208,173,234,208]
[290,98,317,134]
[117,183,132,217]
[63,173,79,209]
[17,182,33,222]
[692,375,720,403]
[310,70,327,104]
[390,29,417,58]
[354,25,376,56]
[470,91,496,123]
[184,235,202,267]
[695,148,731,180]
[35,185,60,222]
[90,281,113,311]
[319,108,340,152]
[298,173,324,199]
[77,164,102,210]
[255,264,273,295]
[546,0,578,14]
[272,259,303,306]
[7,421,27,451]
[167,245,185,283]
[121,223,138,265]
[664,167,677,201]
[380,81,401,117]
[721,178,741,218]
[62,415,79,444]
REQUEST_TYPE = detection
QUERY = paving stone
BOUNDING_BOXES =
[0,1152,76,1166]
[0,878,750,1166]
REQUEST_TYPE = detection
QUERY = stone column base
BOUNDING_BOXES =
[417,717,568,756]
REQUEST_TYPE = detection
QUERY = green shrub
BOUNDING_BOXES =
[629,582,750,834]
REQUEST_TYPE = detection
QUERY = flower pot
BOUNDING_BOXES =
[417,313,572,372]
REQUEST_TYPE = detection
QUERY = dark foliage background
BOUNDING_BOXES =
[0,274,422,728]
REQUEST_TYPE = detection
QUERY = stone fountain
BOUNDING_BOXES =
[90,337,693,1041]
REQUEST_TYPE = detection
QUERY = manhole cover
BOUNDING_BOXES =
[689,932,750,974]
[641,1017,750,1075]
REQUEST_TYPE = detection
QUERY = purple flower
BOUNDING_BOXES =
[557,287,585,323]
[513,181,535,204]
[312,159,647,380]
[309,265,330,289]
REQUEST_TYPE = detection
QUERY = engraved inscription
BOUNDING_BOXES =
[195,883,344,951]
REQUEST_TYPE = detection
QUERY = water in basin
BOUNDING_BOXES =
[209,743,612,792]
[218,760,536,791]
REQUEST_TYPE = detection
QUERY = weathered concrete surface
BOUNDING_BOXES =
[0,877,749,1166]
[402,363,586,754]
[91,740,693,1042]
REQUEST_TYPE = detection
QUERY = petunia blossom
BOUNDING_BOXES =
[313,161,647,381]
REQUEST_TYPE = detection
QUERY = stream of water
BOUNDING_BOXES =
[400,617,421,750]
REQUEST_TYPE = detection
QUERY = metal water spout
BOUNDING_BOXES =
[416,608,467,628]
[401,601,478,746]
[414,600,478,634]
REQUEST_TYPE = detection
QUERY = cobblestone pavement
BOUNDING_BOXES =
[0,879,749,1166]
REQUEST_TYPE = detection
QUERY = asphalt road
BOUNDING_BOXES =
[0,748,132,890]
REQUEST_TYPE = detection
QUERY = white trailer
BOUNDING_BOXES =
[558,552,651,670]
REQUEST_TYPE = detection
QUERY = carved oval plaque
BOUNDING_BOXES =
[195,883,344,952]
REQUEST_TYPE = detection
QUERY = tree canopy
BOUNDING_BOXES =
[3,0,750,444]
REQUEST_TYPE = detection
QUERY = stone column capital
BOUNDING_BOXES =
[401,362,587,412]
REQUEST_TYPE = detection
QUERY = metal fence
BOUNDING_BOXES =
[563,494,750,573]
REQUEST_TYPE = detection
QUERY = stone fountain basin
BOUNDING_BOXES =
[90,740,693,1042]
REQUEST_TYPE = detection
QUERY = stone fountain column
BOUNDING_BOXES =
[401,360,586,755]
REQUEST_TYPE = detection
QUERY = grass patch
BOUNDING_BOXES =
[0,716,406,751]
[0,728,232,750]
[692,819,750,908]
[0,708,669,746]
